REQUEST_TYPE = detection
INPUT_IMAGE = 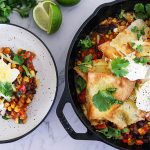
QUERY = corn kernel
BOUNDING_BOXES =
[4,102,10,108]
[30,70,35,77]
[18,48,22,53]
[26,98,31,104]
[11,63,16,68]
[14,106,20,113]
[11,103,15,109]
[15,118,19,124]
[23,76,29,82]
[8,106,12,111]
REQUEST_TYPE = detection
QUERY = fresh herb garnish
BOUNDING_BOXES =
[98,126,122,139]
[76,76,86,93]
[119,9,125,19]
[131,42,143,52]
[134,3,150,20]
[133,57,149,65]
[79,54,93,73]
[108,30,112,35]
[0,0,37,23]
[93,90,123,112]
[22,65,33,78]
[2,114,10,120]
[122,127,130,133]
[13,54,24,65]
[0,82,13,101]
[131,26,145,40]
[111,58,129,77]
[136,44,143,52]
[78,36,93,49]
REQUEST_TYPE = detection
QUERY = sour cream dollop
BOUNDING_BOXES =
[124,54,150,81]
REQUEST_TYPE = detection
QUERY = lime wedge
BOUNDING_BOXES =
[33,1,62,34]
[56,0,80,6]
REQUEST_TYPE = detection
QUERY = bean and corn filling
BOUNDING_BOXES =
[0,47,37,124]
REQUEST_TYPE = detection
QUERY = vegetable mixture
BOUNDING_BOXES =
[74,3,150,145]
[0,47,37,124]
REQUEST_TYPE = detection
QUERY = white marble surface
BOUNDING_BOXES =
[0,0,118,150]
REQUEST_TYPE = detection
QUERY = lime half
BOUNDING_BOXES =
[33,1,62,34]
[56,0,80,6]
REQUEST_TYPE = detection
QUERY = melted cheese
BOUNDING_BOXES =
[136,80,150,112]
[110,19,150,56]
[0,58,19,83]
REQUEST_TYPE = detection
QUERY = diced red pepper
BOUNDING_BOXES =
[96,123,107,129]
[19,84,26,93]
[135,140,144,145]
[122,139,128,143]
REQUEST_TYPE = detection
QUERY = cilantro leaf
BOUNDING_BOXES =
[76,76,86,93]
[79,54,93,73]
[78,36,93,49]
[13,54,24,65]
[146,4,150,16]
[133,57,149,65]
[111,58,129,77]
[0,82,13,101]
[98,126,122,139]
[134,3,150,20]
[2,114,10,120]
[93,90,123,112]
[134,3,145,13]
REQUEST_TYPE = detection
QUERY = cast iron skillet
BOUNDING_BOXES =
[56,0,150,149]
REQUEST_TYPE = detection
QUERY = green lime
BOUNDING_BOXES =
[33,1,62,34]
[56,0,80,6]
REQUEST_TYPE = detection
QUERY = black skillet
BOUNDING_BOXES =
[56,0,150,149]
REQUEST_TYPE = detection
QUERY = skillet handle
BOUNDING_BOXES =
[56,86,99,141]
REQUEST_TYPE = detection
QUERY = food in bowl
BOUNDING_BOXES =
[0,47,37,124]
[74,3,150,146]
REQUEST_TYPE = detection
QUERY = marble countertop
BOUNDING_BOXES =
[0,0,118,150]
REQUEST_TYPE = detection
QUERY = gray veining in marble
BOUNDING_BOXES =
[0,0,118,150]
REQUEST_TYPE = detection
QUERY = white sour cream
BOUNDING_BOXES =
[124,54,150,81]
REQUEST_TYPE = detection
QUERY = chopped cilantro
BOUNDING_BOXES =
[13,54,24,65]
[133,57,149,65]
[98,126,122,139]
[134,3,150,20]
[93,90,123,112]
[78,36,93,49]
[2,114,10,120]
[0,82,13,101]
[131,26,139,33]
[76,76,86,93]
[79,54,93,73]
[122,127,130,133]
[136,44,143,52]
[119,9,125,19]
[131,26,145,40]
[0,0,37,23]
[111,58,129,77]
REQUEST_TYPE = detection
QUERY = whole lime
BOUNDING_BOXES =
[56,0,80,6]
